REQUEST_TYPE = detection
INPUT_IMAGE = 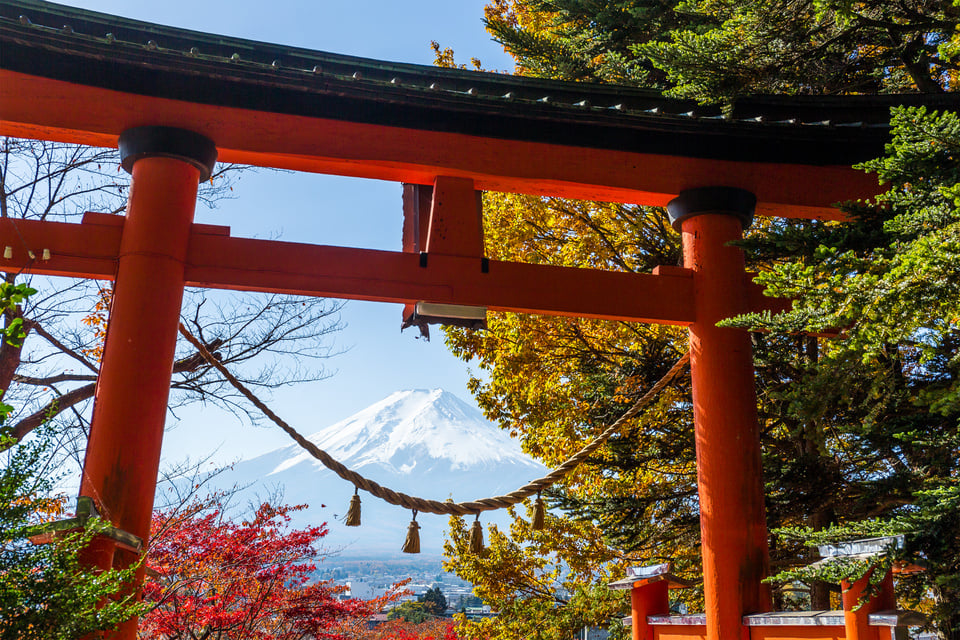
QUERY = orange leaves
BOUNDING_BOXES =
[80,285,112,362]
[447,191,688,479]
[431,41,462,69]
[430,41,484,71]
[483,0,517,28]
[441,192,701,635]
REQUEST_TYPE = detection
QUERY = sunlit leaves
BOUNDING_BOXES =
[442,191,699,632]
[443,509,630,640]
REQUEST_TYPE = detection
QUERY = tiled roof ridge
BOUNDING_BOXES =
[3,0,957,128]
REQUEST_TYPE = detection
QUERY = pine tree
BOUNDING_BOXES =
[735,106,960,636]
[439,2,960,636]
[420,586,448,616]
[484,0,960,100]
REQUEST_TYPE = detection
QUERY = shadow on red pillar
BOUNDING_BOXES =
[668,187,771,640]
[78,127,215,639]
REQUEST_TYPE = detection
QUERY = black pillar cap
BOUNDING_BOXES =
[119,126,218,182]
[666,186,756,232]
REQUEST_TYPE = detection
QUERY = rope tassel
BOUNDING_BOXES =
[345,488,361,527]
[402,511,421,554]
[469,515,485,554]
[532,493,545,531]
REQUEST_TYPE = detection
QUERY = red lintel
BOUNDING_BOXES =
[0,71,876,219]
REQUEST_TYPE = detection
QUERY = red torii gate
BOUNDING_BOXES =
[2,2,952,639]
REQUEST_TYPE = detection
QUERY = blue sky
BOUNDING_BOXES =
[56,0,516,465]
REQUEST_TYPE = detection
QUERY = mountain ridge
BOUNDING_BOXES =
[214,388,546,556]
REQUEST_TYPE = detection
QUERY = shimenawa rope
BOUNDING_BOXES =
[178,323,689,517]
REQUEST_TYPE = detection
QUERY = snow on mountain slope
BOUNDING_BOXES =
[270,389,540,475]
[215,389,547,556]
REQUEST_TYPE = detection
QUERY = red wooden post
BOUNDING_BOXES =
[631,580,669,640]
[668,187,771,640]
[424,175,484,258]
[78,127,216,639]
[842,567,896,640]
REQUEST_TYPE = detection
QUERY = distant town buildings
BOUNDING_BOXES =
[318,558,484,616]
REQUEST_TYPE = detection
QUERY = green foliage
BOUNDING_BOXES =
[0,283,143,639]
[770,556,890,610]
[389,602,432,624]
[443,511,631,640]
[0,495,145,639]
[483,0,701,84]
[765,523,907,610]
[637,0,958,102]
[484,0,959,102]
[0,282,36,349]
[731,106,960,631]
[904,483,960,627]
[742,107,960,383]
[419,586,448,616]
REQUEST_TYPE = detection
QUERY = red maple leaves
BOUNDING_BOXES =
[140,501,371,639]
[362,619,461,640]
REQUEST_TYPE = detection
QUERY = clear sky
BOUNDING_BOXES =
[55,0,517,466]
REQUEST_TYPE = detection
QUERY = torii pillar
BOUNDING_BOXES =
[668,188,771,640]
[78,127,216,639]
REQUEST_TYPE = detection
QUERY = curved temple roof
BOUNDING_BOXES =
[2,0,959,215]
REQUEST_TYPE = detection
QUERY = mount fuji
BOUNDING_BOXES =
[214,389,547,557]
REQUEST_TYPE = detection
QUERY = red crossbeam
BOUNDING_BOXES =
[0,215,789,325]
[0,71,875,219]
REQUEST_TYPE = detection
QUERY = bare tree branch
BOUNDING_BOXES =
[0,139,343,467]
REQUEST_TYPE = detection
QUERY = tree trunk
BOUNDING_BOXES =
[803,336,833,611]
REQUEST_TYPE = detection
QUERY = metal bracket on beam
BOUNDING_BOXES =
[401,301,487,341]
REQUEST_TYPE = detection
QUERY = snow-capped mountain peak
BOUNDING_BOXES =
[269,389,541,475]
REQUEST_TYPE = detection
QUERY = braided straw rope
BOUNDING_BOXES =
[179,323,689,516]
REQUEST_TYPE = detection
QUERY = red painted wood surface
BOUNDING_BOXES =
[631,581,670,640]
[0,216,787,325]
[842,569,896,640]
[654,626,709,640]
[682,213,771,640]
[747,627,846,640]
[425,176,484,257]
[401,184,432,253]
[78,156,201,640]
[651,624,859,640]
[0,70,878,218]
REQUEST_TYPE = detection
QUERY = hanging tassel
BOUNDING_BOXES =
[469,514,485,554]
[532,493,545,531]
[402,510,421,554]
[345,487,362,527]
